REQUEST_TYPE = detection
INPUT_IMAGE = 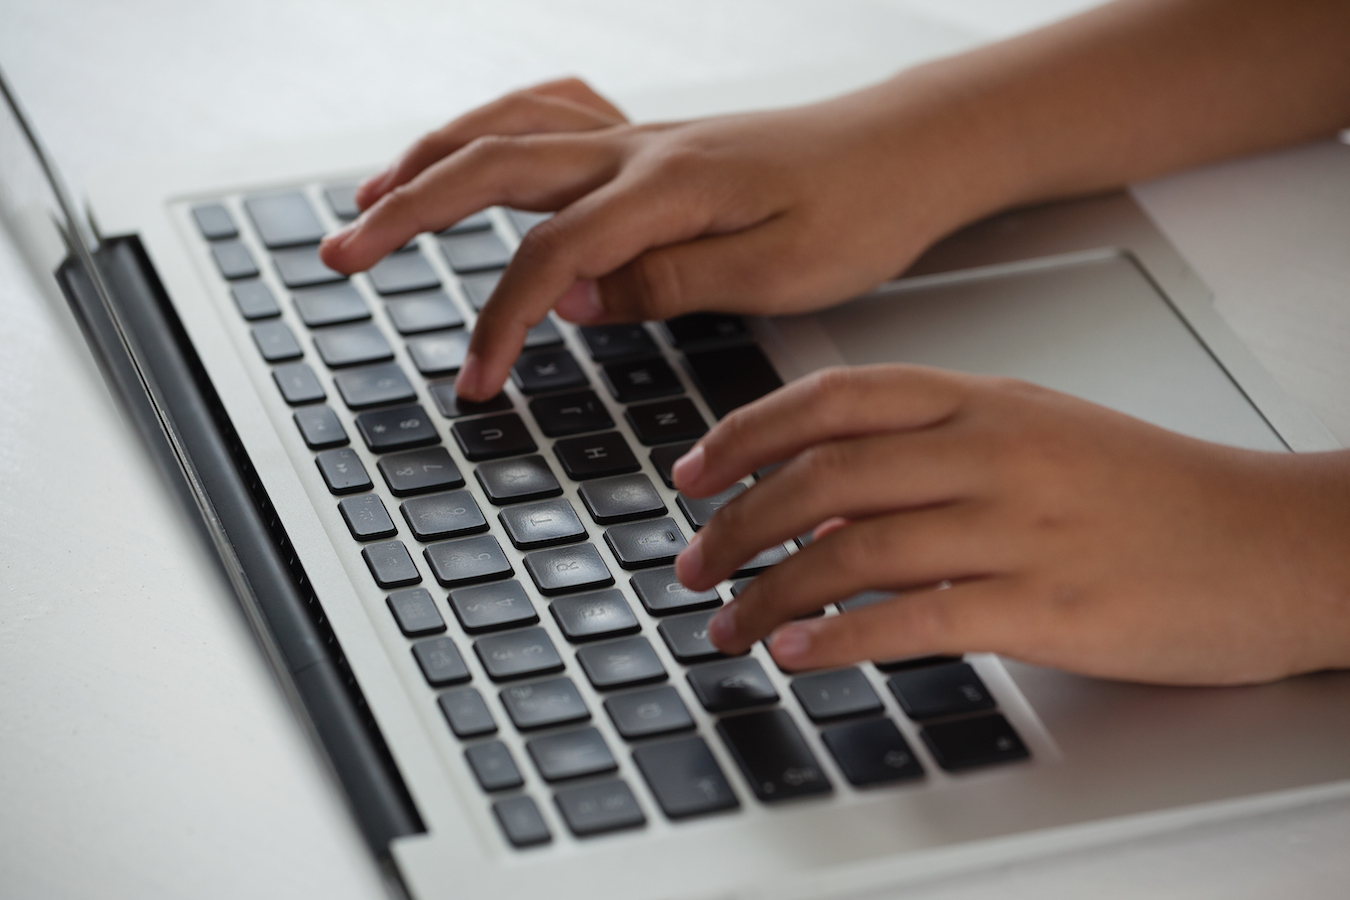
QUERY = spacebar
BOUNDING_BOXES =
[682,344,784,420]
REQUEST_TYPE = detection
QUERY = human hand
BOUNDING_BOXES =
[670,365,1350,686]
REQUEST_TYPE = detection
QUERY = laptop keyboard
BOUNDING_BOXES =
[187,188,1031,850]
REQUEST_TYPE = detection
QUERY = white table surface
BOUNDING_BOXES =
[3,2,1349,898]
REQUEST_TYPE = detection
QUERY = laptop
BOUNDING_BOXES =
[4,55,1349,900]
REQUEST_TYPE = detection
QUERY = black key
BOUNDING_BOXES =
[457,269,501,310]
[413,636,470,686]
[887,662,995,720]
[873,655,962,673]
[475,455,562,505]
[474,626,564,681]
[273,362,327,405]
[315,447,371,494]
[649,441,697,489]
[684,344,784,420]
[601,357,683,403]
[511,348,588,395]
[407,330,471,376]
[293,283,369,327]
[385,290,464,334]
[790,669,882,722]
[821,718,925,786]
[577,636,666,690]
[452,413,536,461]
[660,313,749,348]
[499,499,587,550]
[634,736,739,820]
[440,210,493,235]
[378,447,464,496]
[192,202,237,240]
[630,567,720,616]
[448,580,537,634]
[294,405,348,449]
[506,209,551,236]
[553,432,640,481]
[424,534,513,587]
[361,540,421,588]
[465,741,524,792]
[338,494,397,540]
[323,183,360,220]
[578,474,665,525]
[493,796,550,848]
[426,384,513,421]
[527,727,616,782]
[734,544,791,577]
[528,390,613,438]
[245,192,326,248]
[440,231,511,273]
[549,589,639,642]
[716,708,832,802]
[313,323,392,368]
[251,320,303,362]
[657,610,724,663]
[333,362,416,410]
[524,317,564,349]
[400,490,487,541]
[439,686,496,737]
[385,587,446,636]
[730,578,752,597]
[272,244,345,288]
[230,280,279,319]
[677,484,745,530]
[499,676,590,731]
[210,240,258,279]
[921,714,1029,771]
[604,686,695,740]
[554,780,645,837]
[578,324,658,362]
[368,249,440,294]
[604,517,687,570]
[687,658,778,712]
[523,544,613,595]
[626,398,708,446]
[360,406,442,459]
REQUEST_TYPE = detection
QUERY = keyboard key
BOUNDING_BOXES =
[338,494,397,540]
[626,398,707,446]
[426,382,513,419]
[452,413,536,461]
[657,610,724,663]
[293,283,369,327]
[492,795,550,848]
[523,543,613,595]
[407,330,471,375]
[887,662,995,720]
[677,484,745,530]
[604,685,694,740]
[368,249,440,294]
[648,442,694,490]
[272,244,345,288]
[734,543,791,577]
[294,405,348,449]
[578,474,665,525]
[921,713,1029,771]
[549,589,639,642]
[499,498,587,550]
[424,534,513,587]
[837,590,894,613]
[448,580,537,634]
[604,517,687,569]
[554,780,645,837]
[440,210,493,235]
[192,202,237,240]
[251,320,303,362]
[821,718,924,786]
[313,323,392,368]
[578,324,657,362]
[333,362,416,410]
[384,289,464,334]
[525,316,564,349]
[684,344,784,419]
[717,708,832,802]
[577,636,666,690]
[230,280,279,319]
[791,669,882,722]
[323,183,360,220]
[527,727,616,782]
[377,446,464,495]
[210,240,258,279]
[506,209,551,236]
[634,736,739,820]
[273,362,327,405]
[511,348,588,395]
[601,357,683,403]
[400,490,487,541]
[553,432,640,481]
[528,390,613,438]
[385,587,446,636]
[660,313,749,348]
[440,231,511,273]
[873,655,962,673]
[474,626,564,681]
[465,741,524,792]
[687,658,778,712]
[630,567,720,616]
[410,637,471,688]
[245,191,326,248]
[474,455,562,504]
[438,686,496,737]
[457,269,501,310]
[361,540,421,588]
[356,403,439,453]
[499,676,590,731]
[315,447,371,494]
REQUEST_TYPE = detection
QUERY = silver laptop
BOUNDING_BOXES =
[4,62,1348,900]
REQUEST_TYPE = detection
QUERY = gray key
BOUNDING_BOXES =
[333,362,416,409]
[294,405,348,449]
[440,210,493,235]
[554,779,645,837]
[499,499,587,550]
[457,269,501,310]
[438,686,496,737]
[293,282,369,327]
[578,474,666,525]
[361,540,421,588]
[492,795,550,848]
[676,484,745,531]
[527,727,616,782]
[412,636,470,686]
[244,192,326,248]
[385,587,445,636]
[424,534,513,587]
[735,543,790,576]
[506,209,551,236]
[523,543,613,595]
[323,183,360,220]
[448,580,537,633]
[440,231,511,273]
[687,658,779,712]
[407,330,471,375]
[604,517,688,570]
[369,249,440,294]
[791,669,883,722]
[630,567,720,616]
[315,447,371,494]
[251,320,302,362]
[192,202,237,240]
[474,455,562,505]
[384,289,464,334]
[230,280,279,319]
[313,322,393,368]
[210,240,258,279]
[633,736,739,819]
[338,494,397,541]
[273,362,326,405]
[576,636,666,690]
[549,589,639,642]
[400,490,487,541]
[474,627,564,681]
[499,676,590,731]
[377,447,464,496]
[465,741,524,792]
[604,685,694,740]
[524,316,564,349]
[272,244,345,288]
[656,610,723,663]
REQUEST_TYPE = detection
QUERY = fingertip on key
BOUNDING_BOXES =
[671,443,704,490]
[769,625,810,666]
[675,531,704,585]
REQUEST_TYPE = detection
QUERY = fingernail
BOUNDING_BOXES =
[356,170,390,205]
[671,444,704,488]
[675,532,703,584]
[708,605,737,647]
[455,351,483,399]
[554,280,604,323]
[771,626,810,663]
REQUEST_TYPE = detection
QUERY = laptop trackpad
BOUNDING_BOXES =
[764,252,1285,451]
